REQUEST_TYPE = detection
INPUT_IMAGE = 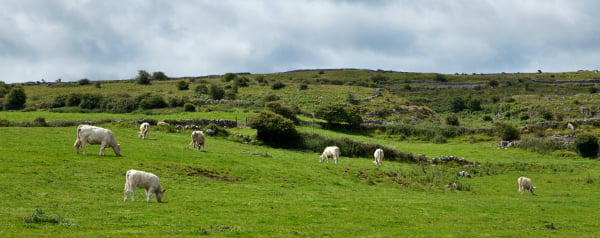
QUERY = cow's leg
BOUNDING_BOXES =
[99,142,107,156]
[81,140,87,155]
[145,189,151,202]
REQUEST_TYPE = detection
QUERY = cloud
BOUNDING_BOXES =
[0,0,599,83]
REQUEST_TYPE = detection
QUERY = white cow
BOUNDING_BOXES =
[518,176,536,195]
[138,122,150,139]
[373,148,384,166]
[74,124,121,156]
[319,146,340,164]
[191,130,205,151]
[123,169,165,203]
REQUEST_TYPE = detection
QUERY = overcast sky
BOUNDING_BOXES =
[1,0,599,83]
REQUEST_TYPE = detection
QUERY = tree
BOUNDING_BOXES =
[78,78,91,85]
[315,104,363,128]
[575,134,598,158]
[495,123,520,141]
[208,84,225,100]
[151,71,168,81]
[3,87,27,110]
[135,70,151,85]
[265,101,298,123]
[222,73,237,82]
[248,110,298,148]
[176,80,189,90]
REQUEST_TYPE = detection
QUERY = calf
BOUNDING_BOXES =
[319,146,340,164]
[191,130,205,151]
[123,169,165,202]
[518,176,536,195]
[373,148,384,166]
[138,122,150,139]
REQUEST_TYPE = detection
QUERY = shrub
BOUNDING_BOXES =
[263,94,280,102]
[79,93,103,109]
[78,78,90,85]
[299,84,308,90]
[32,117,48,127]
[483,115,493,121]
[222,73,237,82]
[265,101,298,123]
[519,113,530,121]
[203,123,229,137]
[65,93,83,107]
[135,70,151,85]
[101,96,137,113]
[139,95,168,109]
[3,87,27,110]
[248,110,298,148]
[0,118,13,127]
[167,97,186,107]
[517,137,565,153]
[151,71,168,81]
[495,123,520,141]
[209,84,225,100]
[445,114,459,126]
[52,95,67,108]
[184,103,196,112]
[23,208,67,224]
[271,82,286,90]
[176,80,189,90]
[94,81,102,88]
[575,134,599,158]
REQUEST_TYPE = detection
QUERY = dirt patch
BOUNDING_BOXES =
[186,167,238,182]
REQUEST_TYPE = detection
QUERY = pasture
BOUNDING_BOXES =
[1,121,600,237]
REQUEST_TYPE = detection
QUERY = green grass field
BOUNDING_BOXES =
[2,122,599,237]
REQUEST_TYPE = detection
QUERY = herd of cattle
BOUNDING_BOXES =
[71,123,537,203]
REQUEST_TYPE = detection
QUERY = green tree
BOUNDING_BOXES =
[176,80,189,90]
[209,84,225,100]
[265,101,298,123]
[151,71,168,81]
[135,70,151,85]
[315,104,363,128]
[495,123,520,141]
[3,87,27,110]
[78,78,91,85]
[248,110,298,148]
[222,73,237,82]
[195,85,208,95]
[575,134,598,158]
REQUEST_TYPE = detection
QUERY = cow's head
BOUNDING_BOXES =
[156,189,166,203]
[114,144,121,156]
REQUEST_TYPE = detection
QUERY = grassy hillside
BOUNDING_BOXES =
[2,69,600,236]
[1,125,600,237]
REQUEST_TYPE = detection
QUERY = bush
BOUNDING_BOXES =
[3,87,27,110]
[299,84,308,90]
[176,80,189,90]
[79,93,103,109]
[195,85,208,95]
[139,95,168,109]
[101,96,137,113]
[184,103,196,112]
[315,105,363,128]
[32,117,48,127]
[78,78,90,85]
[271,82,286,90]
[263,94,280,102]
[265,101,298,123]
[575,134,599,158]
[248,110,298,148]
[517,137,565,153]
[135,70,152,85]
[203,123,229,137]
[23,208,67,224]
[495,123,520,141]
[168,97,186,107]
[65,93,82,107]
[151,71,168,81]
[445,114,459,126]
[209,84,225,100]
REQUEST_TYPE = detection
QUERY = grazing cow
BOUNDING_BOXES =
[157,121,169,126]
[373,148,384,166]
[74,124,121,156]
[458,171,471,178]
[191,130,205,151]
[319,146,340,164]
[123,169,165,203]
[518,176,536,195]
[138,122,150,139]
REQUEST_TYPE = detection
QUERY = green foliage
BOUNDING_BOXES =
[176,80,189,90]
[315,104,363,128]
[271,82,286,90]
[262,94,280,102]
[195,85,209,95]
[101,96,137,113]
[248,110,298,148]
[265,101,297,123]
[0,81,9,98]
[434,74,447,82]
[168,97,186,107]
[495,123,520,141]
[79,93,103,109]
[223,73,237,82]
[151,71,169,81]
[370,74,389,82]
[135,70,152,85]
[517,137,566,154]
[203,123,229,137]
[575,134,599,158]
[78,78,91,85]
[233,77,250,87]
[65,93,82,107]
[94,81,102,88]
[445,114,459,126]
[209,84,225,100]
[299,84,308,90]
[23,208,68,225]
[346,92,358,105]
[184,103,196,112]
[3,87,27,110]
[139,94,168,109]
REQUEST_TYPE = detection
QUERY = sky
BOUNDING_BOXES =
[1,0,599,83]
